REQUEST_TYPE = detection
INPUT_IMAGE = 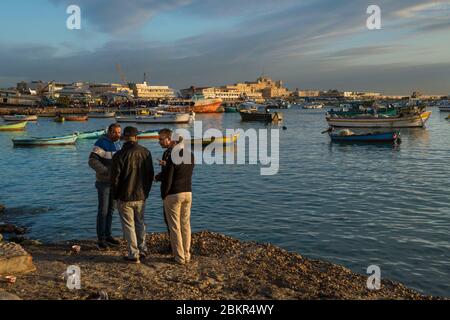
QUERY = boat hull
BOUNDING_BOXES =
[193,100,223,113]
[330,132,400,143]
[12,135,78,146]
[88,112,116,118]
[188,134,240,146]
[64,115,88,122]
[76,130,106,139]
[239,111,283,122]
[0,121,28,131]
[117,113,192,124]
[326,111,431,128]
[137,130,159,140]
[3,115,38,122]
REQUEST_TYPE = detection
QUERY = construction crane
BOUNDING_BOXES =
[116,64,128,86]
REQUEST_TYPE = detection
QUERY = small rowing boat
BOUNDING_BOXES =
[327,129,401,144]
[239,109,283,122]
[54,115,65,123]
[12,134,78,147]
[326,111,431,128]
[64,115,88,122]
[3,115,38,122]
[137,130,159,140]
[76,129,106,140]
[88,111,116,118]
[187,133,240,146]
[0,121,28,131]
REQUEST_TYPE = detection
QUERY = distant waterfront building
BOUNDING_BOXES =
[292,89,320,98]
[17,81,68,97]
[0,89,41,106]
[181,76,288,102]
[58,82,92,101]
[180,86,263,102]
[89,83,133,97]
[129,81,175,100]
[319,90,381,100]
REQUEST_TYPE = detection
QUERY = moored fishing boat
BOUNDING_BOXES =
[88,111,116,118]
[0,121,28,131]
[326,110,431,128]
[327,129,401,144]
[12,134,78,147]
[64,115,88,122]
[187,133,240,146]
[3,114,38,122]
[438,101,450,112]
[137,129,160,140]
[75,129,106,139]
[302,103,323,109]
[54,114,65,123]
[239,109,283,122]
[117,111,194,124]
[224,106,238,113]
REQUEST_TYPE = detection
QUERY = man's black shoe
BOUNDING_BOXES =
[97,241,109,250]
[123,256,140,264]
[139,251,147,260]
[105,237,120,246]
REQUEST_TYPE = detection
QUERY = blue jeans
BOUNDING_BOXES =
[95,181,114,241]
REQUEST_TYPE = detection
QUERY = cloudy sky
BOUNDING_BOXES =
[0,0,449,95]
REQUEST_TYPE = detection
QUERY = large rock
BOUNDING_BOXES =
[0,290,21,300]
[0,242,36,275]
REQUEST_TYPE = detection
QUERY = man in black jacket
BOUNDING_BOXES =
[155,129,194,265]
[111,126,154,263]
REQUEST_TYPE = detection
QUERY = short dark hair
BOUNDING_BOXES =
[108,123,121,133]
[158,128,173,137]
[123,126,138,137]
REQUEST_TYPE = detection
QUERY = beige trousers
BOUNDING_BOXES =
[163,192,192,264]
[117,200,147,259]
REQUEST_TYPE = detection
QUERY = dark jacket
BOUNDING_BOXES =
[110,142,154,202]
[88,135,122,183]
[158,147,194,199]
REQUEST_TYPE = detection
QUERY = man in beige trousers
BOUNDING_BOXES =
[155,129,195,264]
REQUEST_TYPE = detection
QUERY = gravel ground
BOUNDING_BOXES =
[0,231,439,300]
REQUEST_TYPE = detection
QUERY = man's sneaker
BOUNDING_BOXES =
[97,241,109,250]
[105,237,120,246]
[123,256,140,264]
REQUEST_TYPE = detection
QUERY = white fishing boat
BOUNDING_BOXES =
[438,101,450,112]
[116,111,194,124]
[3,114,38,121]
[88,111,116,118]
[303,103,323,109]
[326,111,432,128]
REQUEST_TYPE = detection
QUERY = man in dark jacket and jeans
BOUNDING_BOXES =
[89,123,122,249]
[155,129,194,265]
[111,126,154,263]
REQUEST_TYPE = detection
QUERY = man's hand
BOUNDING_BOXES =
[158,159,166,166]
[154,173,161,182]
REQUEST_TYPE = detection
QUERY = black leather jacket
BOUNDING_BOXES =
[111,142,154,201]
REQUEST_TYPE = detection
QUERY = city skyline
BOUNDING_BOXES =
[1,0,450,95]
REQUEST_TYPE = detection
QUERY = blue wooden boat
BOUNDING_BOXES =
[76,129,106,140]
[12,134,78,147]
[329,130,401,143]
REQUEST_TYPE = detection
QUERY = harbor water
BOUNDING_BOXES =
[0,107,449,297]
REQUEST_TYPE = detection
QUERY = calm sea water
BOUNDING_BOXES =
[0,107,449,297]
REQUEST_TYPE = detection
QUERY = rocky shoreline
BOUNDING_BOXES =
[0,230,439,300]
